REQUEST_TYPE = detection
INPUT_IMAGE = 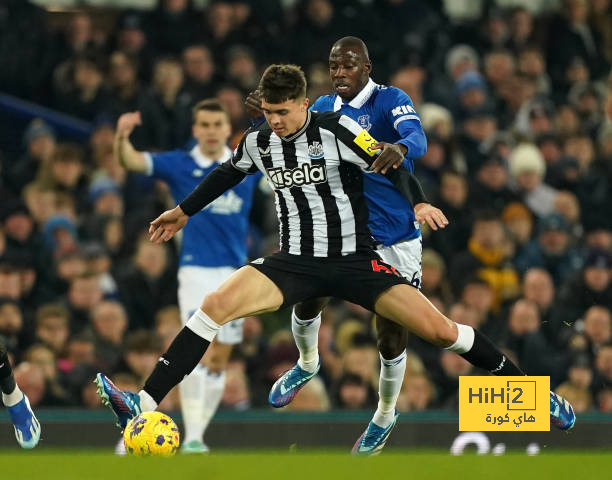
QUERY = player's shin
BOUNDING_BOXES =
[447,324,525,376]
[373,350,406,428]
[142,309,221,405]
[291,307,321,373]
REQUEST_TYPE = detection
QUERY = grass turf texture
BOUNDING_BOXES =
[0,449,610,480]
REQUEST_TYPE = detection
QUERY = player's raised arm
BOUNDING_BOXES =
[114,111,148,172]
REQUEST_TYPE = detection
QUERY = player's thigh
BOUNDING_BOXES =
[374,284,457,347]
[203,338,234,372]
[376,237,422,288]
[201,265,284,324]
[294,297,331,319]
[178,266,237,324]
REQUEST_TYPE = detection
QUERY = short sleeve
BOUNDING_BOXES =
[230,133,259,175]
[381,87,421,131]
[145,150,183,181]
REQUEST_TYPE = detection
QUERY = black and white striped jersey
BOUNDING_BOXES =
[231,111,381,257]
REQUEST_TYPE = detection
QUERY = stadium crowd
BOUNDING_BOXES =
[1,0,612,415]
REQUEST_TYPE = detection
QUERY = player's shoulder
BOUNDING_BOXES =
[311,94,336,112]
[244,121,273,137]
[311,110,343,130]
[374,84,412,104]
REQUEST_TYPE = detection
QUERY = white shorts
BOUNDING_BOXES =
[178,266,244,345]
[376,237,422,288]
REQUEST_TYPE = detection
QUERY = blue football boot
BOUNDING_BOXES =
[352,412,399,456]
[7,394,41,449]
[94,373,141,429]
[269,362,320,408]
[550,391,575,431]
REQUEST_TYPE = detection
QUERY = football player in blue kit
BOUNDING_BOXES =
[114,99,261,453]
[245,37,575,455]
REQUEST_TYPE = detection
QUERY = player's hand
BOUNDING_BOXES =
[149,206,189,243]
[371,142,407,173]
[245,90,263,119]
[117,111,142,138]
[414,203,449,231]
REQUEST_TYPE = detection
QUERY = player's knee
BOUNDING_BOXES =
[431,321,458,348]
[201,291,231,324]
[376,322,407,360]
[294,297,329,319]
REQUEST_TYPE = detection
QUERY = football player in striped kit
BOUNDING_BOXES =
[95,64,575,445]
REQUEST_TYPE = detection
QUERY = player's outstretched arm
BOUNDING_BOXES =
[115,111,148,172]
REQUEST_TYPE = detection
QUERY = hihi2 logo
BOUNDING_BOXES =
[459,376,549,431]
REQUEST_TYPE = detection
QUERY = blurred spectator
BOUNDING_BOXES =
[118,238,177,330]
[420,249,454,307]
[23,343,70,406]
[428,170,471,263]
[332,372,377,410]
[34,304,71,355]
[13,362,45,407]
[467,155,519,214]
[6,119,56,196]
[514,213,583,286]
[509,143,558,217]
[502,202,534,256]
[432,350,473,409]
[449,211,520,309]
[64,272,103,333]
[116,330,163,384]
[521,268,565,345]
[147,0,199,55]
[90,300,128,372]
[557,249,612,326]
[397,372,436,412]
[0,299,23,353]
[221,358,250,410]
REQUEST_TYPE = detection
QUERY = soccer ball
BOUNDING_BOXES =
[123,411,180,457]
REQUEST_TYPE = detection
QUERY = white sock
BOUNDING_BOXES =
[2,385,23,407]
[201,368,226,440]
[186,309,221,342]
[179,364,207,444]
[291,308,321,373]
[446,323,475,354]
[372,350,407,428]
[138,390,158,412]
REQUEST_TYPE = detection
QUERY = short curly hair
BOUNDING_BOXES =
[259,64,307,104]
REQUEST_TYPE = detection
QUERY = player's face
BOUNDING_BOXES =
[192,110,232,156]
[328,46,371,101]
[261,97,309,137]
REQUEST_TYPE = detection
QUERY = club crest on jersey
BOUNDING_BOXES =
[357,114,371,131]
[307,141,324,159]
[266,164,327,189]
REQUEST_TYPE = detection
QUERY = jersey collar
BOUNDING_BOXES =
[190,145,232,168]
[333,78,377,111]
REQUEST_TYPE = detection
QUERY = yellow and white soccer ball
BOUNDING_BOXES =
[123,411,180,457]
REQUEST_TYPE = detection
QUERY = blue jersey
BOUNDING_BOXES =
[145,145,260,268]
[311,79,427,246]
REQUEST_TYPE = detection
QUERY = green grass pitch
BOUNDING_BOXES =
[0,449,611,480]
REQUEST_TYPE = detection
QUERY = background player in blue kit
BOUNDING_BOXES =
[246,37,447,455]
[114,99,261,453]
